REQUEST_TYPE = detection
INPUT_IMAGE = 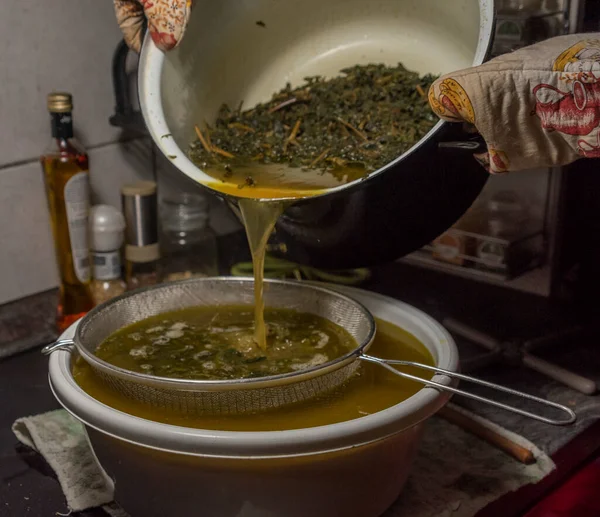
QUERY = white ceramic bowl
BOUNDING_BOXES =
[48,286,458,517]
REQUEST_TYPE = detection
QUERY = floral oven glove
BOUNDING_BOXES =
[428,34,600,173]
[114,0,193,52]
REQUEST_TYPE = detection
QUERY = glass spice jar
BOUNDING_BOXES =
[476,191,529,273]
[160,192,219,282]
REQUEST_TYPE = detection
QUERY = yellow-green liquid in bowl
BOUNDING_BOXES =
[73,317,434,432]
[93,306,358,380]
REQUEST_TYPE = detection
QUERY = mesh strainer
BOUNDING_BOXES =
[43,278,576,425]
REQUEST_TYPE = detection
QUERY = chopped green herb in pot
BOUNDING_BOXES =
[188,63,438,182]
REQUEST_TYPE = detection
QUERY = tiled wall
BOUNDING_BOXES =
[0,1,240,305]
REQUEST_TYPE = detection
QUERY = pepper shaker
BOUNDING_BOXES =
[122,181,161,290]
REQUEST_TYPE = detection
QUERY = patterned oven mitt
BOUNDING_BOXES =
[428,34,600,173]
[113,0,193,52]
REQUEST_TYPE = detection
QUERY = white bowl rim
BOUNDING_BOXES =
[48,285,458,458]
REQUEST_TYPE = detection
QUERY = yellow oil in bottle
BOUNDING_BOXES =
[41,92,94,331]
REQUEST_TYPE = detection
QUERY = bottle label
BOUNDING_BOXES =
[50,112,74,139]
[93,250,122,280]
[64,172,90,283]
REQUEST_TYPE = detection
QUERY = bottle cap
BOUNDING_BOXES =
[47,92,73,113]
[90,205,126,252]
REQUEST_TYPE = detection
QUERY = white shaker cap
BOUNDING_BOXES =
[90,205,126,252]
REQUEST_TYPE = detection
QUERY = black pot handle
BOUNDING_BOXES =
[438,133,487,154]
[110,40,133,123]
[109,39,147,133]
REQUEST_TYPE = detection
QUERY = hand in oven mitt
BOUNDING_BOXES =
[428,34,600,173]
[113,0,193,52]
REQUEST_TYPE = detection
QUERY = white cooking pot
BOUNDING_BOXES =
[48,286,458,517]
[139,0,493,194]
[137,0,496,268]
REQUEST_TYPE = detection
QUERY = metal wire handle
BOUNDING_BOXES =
[360,355,577,426]
[42,339,75,355]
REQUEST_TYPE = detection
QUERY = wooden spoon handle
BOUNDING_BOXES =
[439,405,536,465]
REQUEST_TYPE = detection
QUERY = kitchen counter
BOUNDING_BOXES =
[1,232,599,516]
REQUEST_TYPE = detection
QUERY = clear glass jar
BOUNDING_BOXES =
[476,191,529,272]
[160,193,219,281]
[486,190,528,235]
[499,0,542,12]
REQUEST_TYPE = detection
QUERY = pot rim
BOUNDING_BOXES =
[48,285,457,458]
[137,0,495,202]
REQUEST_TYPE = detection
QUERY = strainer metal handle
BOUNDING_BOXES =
[42,339,75,355]
[359,355,577,426]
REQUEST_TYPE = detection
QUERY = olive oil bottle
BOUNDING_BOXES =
[41,92,94,331]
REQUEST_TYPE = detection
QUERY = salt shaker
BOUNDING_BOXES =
[89,205,127,305]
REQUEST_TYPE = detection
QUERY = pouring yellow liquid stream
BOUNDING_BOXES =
[238,199,286,350]
[204,163,352,350]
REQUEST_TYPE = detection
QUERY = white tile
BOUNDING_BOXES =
[0,162,59,304]
[89,139,155,209]
[154,150,242,236]
[0,139,153,304]
[0,0,130,166]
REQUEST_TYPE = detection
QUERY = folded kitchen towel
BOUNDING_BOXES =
[12,409,126,516]
[13,407,555,517]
